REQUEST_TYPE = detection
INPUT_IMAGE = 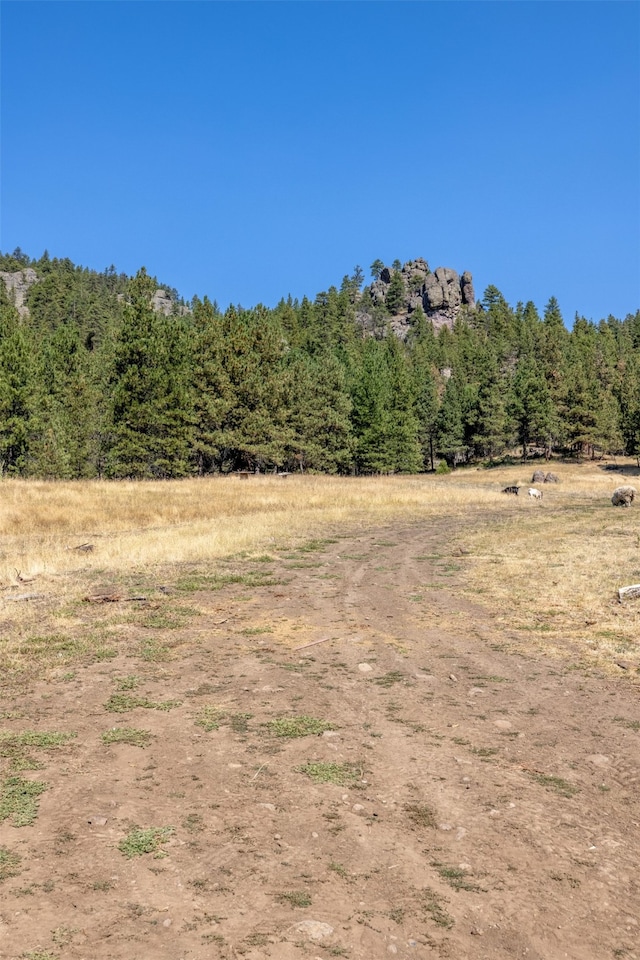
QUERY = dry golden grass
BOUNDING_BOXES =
[0,460,638,677]
[458,460,640,672]
[0,473,505,584]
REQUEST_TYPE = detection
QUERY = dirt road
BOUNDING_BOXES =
[1,519,638,959]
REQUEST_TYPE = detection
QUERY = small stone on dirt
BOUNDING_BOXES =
[587,754,610,766]
[358,663,373,672]
[294,920,334,941]
[87,816,108,826]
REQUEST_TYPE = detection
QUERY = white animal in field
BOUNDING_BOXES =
[528,487,543,500]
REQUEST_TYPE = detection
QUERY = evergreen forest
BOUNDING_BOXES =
[1,248,639,479]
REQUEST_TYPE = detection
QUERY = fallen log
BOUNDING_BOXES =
[618,584,640,602]
[83,594,147,603]
[6,592,46,602]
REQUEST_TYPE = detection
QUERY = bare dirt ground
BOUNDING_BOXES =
[1,516,639,960]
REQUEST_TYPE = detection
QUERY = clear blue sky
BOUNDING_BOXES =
[1,1,639,324]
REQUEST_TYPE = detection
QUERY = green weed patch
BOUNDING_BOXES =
[0,776,48,826]
[267,716,335,738]
[118,825,174,859]
[101,727,154,747]
[296,762,361,786]
[104,694,181,713]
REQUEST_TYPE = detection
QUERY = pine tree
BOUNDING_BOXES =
[105,269,195,478]
[385,270,406,316]
[216,305,292,471]
[191,296,234,474]
[285,350,353,472]
[29,321,98,478]
[472,351,511,460]
[508,356,555,460]
[593,389,624,456]
[617,354,640,458]
[539,297,570,442]
[480,285,517,359]
[383,336,422,472]
[435,376,466,468]
[409,308,440,471]
[350,338,392,474]
[0,290,33,474]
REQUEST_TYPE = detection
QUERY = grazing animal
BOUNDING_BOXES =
[528,487,543,500]
[611,485,637,507]
[502,485,519,496]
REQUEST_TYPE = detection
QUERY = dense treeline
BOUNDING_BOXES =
[1,248,639,478]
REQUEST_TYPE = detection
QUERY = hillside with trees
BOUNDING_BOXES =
[1,248,639,479]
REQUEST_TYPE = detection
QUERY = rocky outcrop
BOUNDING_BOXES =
[151,289,176,316]
[0,268,39,316]
[362,258,475,337]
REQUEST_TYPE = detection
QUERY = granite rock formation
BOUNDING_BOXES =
[361,258,475,338]
[0,268,39,316]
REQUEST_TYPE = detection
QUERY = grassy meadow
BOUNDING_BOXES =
[0,460,638,679]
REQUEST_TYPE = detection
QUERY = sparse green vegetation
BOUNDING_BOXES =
[0,776,48,826]
[613,717,640,732]
[229,712,252,733]
[244,933,270,947]
[175,571,282,593]
[276,890,312,907]
[113,675,140,691]
[527,772,579,797]
[104,694,181,713]
[0,730,76,771]
[182,813,204,833]
[374,671,406,687]
[404,802,437,828]
[431,861,483,892]
[51,927,77,947]
[136,638,173,661]
[0,845,22,881]
[13,632,115,669]
[267,716,335,738]
[194,705,223,731]
[470,746,499,758]
[420,886,454,928]
[101,727,154,748]
[296,538,337,553]
[118,826,174,859]
[133,604,198,631]
[296,762,361,785]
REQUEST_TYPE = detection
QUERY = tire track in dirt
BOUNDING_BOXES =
[0,518,638,959]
